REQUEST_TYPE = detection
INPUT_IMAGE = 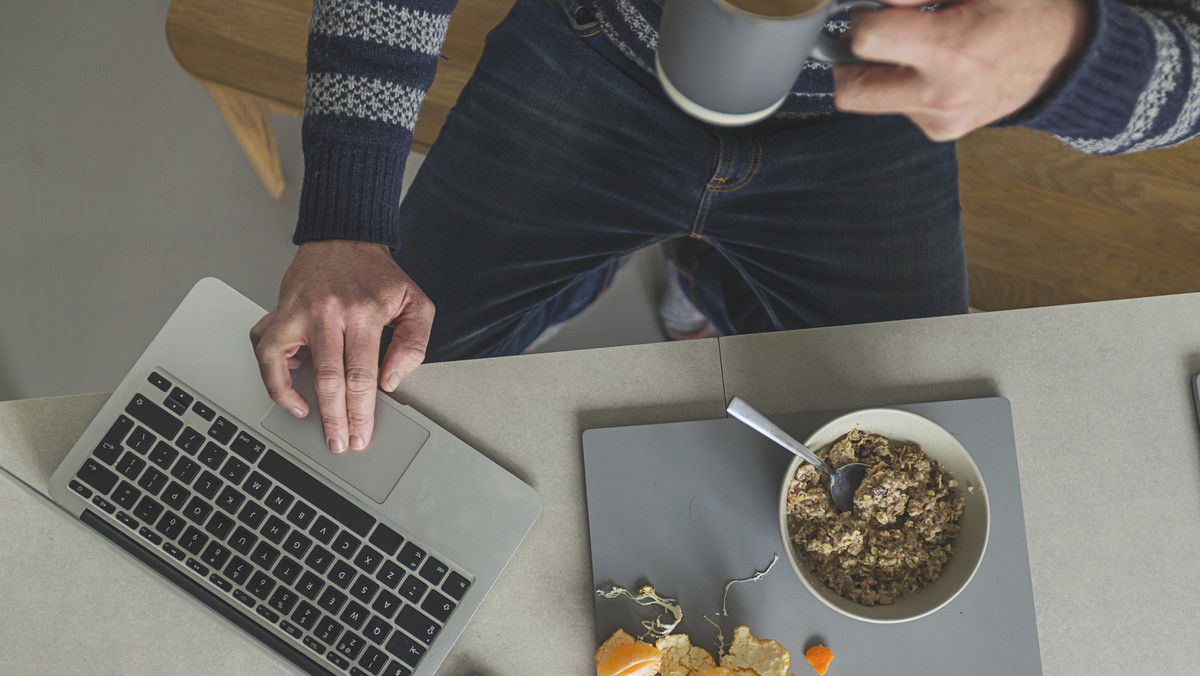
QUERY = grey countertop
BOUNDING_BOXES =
[4,293,1199,674]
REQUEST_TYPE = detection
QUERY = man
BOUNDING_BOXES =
[250,0,1200,454]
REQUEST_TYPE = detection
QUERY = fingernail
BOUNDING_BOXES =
[328,438,346,454]
[384,371,402,392]
[350,434,367,451]
[291,407,306,418]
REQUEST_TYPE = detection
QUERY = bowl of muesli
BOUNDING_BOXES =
[778,408,989,623]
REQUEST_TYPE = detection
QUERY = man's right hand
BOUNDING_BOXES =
[250,240,435,454]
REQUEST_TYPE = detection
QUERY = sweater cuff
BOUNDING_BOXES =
[293,139,411,252]
[1002,0,1156,141]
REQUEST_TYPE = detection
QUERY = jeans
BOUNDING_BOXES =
[394,0,966,362]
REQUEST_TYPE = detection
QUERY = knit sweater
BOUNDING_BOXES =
[295,0,1200,250]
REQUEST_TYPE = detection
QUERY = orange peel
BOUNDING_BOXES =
[596,642,663,676]
[804,644,834,675]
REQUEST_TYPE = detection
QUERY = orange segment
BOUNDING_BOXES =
[804,644,835,675]
[596,642,663,676]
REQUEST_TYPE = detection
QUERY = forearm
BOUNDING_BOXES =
[295,0,459,249]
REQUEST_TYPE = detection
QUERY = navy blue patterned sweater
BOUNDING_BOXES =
[295,0,1200,250]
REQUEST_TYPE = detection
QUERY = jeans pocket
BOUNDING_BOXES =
[545,0,600,33]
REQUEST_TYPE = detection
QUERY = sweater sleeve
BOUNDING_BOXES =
[293,0,459,251]
[1009,0,1200,155]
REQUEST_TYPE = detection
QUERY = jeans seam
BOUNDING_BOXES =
[708,140,762,193]
[691,137,729,237]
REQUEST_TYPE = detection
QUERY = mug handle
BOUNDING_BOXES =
[810,0,887,65]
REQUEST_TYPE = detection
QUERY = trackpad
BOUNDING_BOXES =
[260,362,430,504]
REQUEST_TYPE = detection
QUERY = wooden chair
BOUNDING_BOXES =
[166,0,1200,310]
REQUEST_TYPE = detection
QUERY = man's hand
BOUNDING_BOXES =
[250,240,435,454]
[833,0,1094,140]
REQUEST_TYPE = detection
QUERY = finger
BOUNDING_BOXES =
[309,326,350,454]
[851,5,943,69]
[343,320,383,451]
[380,296,435,392]
[833,62,928,114]
[250,318,310,419]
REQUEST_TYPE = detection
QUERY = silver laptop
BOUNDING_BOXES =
[48,277,542,676]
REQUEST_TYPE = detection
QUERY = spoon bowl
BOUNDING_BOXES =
[726,396,869,512]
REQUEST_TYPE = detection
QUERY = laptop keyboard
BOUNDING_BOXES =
[68,369,473,676]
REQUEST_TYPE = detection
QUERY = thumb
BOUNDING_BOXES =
[379,302,434,392]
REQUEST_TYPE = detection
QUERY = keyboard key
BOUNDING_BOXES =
[149,441,178,469]
[233,589,255,607]
[91,496,116,514]
[306,545,335,574]
[398,576,427,604]
[292,601,321,630]
[194,471,222,500]
[418,558,449,587]
[215,485,244,513]
[161,481,190,510]
[198,442,227,471]
[376,561,404,590]
[192,401,215,421]
[133,495,164,525]
[335,631,367,661]
[268,587,299,615]
[230,431,266,462]
[265,486,293,515]
[207,416,236,445]
[155,511,186,540]
[237,501,269,529]
[228,526,258,555]
[183,496,213,525]
[77,459,118,495]
[163,541,186,561]
[371,590,401,620]
[273,555,303,585]
[368,524,403,556]
[247,571,275,600]
[180,526,208,555]
[332,531,361,559]
[339,601,369,630]
[286,501,317,529]
[126,394,182,441]
[224,556,253,585]
[282,531,313,559]
[219,456,250,485]
[256,604,280,624]
[318,587,347,614]
[165,397,187,416]
[115,511,139,530]
[280,620,303,639]
[313,616,343,645]
[329,560,356,589]
[350,575,380,604]
[115,453,147,481]
[385,630,426,667]
[68,480,93,499]
[250,541,280,569]
[327,652,350,670]
[382,660,413,676]
[354,546,384,575]
[212,573,233,593]
[441,571,470,601]
[186,558,209,577]
[204,511,235,540]
[296,571,325,600]
[167,387,193,410]
[363,616,391,645]
[170,457,200,484]
[201,542,232,569]
[310,515,338,544]
[397,605,441,645]
[421,590,456,623]
[137,466,168,495]
[148,372,171,392]
[175,427,206,455]
[126,426,157,455]
[139,526,163,545]
[303,636,324,654]
[243,472,271,500]
[396,542,425,571]
[103,415,136,447]
[359,645,389,675]
[261,515,290,544]
[93,440,122,466]
[259,449,375,537]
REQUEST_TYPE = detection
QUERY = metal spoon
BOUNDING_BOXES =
[726,396,870,513]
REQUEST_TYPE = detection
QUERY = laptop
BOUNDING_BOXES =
[47,277,542,676]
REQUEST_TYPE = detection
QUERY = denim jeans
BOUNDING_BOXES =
[394,0,966,362]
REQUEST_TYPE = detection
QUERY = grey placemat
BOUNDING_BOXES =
[583,397,1040,674]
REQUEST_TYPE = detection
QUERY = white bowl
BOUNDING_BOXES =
[778,408,990,623]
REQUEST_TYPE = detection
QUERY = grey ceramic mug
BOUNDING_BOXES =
[657,0,882,126]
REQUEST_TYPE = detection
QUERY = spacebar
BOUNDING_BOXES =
[258,450,375,537]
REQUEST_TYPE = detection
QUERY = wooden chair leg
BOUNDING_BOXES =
[203,81,285,198]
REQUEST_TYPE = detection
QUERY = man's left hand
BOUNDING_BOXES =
[833,0,1094,141]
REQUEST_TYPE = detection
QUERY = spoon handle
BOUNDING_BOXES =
[726,397,831,474]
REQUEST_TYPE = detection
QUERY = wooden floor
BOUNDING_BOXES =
[958,127,1200,311]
